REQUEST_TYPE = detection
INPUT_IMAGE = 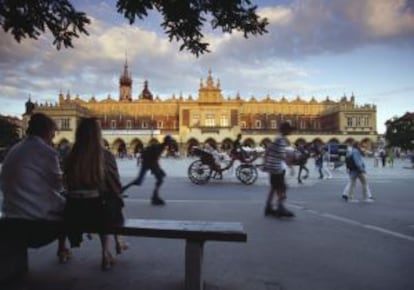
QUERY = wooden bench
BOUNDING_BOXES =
[0,216,247,290]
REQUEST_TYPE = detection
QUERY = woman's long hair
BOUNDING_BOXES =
[64,118,104,189]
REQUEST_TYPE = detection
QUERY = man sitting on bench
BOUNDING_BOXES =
[0,113,70,262]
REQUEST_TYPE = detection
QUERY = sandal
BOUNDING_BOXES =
[115,240,129,255]
[101,252,115,271]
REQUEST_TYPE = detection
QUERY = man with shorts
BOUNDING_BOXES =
[263,121,296,217]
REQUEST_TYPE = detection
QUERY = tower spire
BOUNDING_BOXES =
[119,56,132,101]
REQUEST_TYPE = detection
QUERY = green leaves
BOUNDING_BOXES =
[0,118,20,148]
[0,0,90,49]
[385,113,414,150]
[1,0,268,56]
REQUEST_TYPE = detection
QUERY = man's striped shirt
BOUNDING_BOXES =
[264,135,288,174]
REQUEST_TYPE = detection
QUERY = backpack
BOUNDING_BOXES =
[345,154,358,171]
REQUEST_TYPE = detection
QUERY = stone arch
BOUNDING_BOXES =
[310,137,324,153]
[294,137,307,146]
[260,137,272,148]
[344,137,355,145]
[311,137,324,146]
[204,138,218,150]
[149,138,159,146]
[243,137,255,148]
[113,138,127,158]
[186,138,200,157]
[130,138,144,155]
[221,138,233,152]
[57,138,70,147]
[166,138,179,157]
[328,137,340,144]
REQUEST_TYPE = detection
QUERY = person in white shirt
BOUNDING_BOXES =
[0,113,69,262]
[321,148,333,179]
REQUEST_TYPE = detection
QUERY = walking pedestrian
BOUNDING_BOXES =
[373,150,380,167]
[263,121,296,217]
[321,148,333,179]
[296,143,310,184]
[342,142,374,203]
[122,135,175,205]
[315,150,324,179]
[380,149,386,167]
[387,148,394,168]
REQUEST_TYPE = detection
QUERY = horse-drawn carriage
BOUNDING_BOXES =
[187,147,263,185]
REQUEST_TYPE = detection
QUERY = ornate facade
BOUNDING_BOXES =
[23,61,378,155]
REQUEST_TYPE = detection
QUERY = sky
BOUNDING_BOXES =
[0,0,414,134]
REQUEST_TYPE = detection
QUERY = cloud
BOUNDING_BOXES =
[0,0,413,120]
[206,0,414,59]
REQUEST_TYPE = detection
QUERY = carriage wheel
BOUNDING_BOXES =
[235,164,258,185]
[187,160,212,185]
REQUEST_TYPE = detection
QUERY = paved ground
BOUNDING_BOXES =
[1,156,414,290]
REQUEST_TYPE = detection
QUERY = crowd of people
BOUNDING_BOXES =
[2,113,400,271]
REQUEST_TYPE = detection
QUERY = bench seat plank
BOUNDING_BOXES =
[0,218,247,242]
[110,219,247,242]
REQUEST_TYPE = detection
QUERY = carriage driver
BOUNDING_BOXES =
[231,133,248,162]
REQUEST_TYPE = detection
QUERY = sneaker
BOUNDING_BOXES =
[264,206,276,216]
[363,197,375,203]
[151,197,166,206]
[341,195,349,202]
[274,206,295,217]
[348,199,359,203]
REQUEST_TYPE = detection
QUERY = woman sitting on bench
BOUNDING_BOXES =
[63,117,128,270]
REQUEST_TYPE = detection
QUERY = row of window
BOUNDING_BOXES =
[103,120,177,129]
[54,118,179,130]
[55,118,70,130]
[347,116,370,127]
[191,114,230,127]
[240,120,321,130]
[56,116,369,131]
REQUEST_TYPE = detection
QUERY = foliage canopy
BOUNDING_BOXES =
[0,0,268,56]
[0,118,20,148]
[385,113,414,150]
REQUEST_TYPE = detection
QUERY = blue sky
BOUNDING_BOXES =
[1,0,413,133]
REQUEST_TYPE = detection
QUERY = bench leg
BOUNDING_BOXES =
[0,238,28,284]
[185,239,204,290]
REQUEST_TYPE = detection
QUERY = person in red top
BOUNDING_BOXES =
[122,135,175,205]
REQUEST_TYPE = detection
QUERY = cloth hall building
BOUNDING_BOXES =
[23,62,378,155]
